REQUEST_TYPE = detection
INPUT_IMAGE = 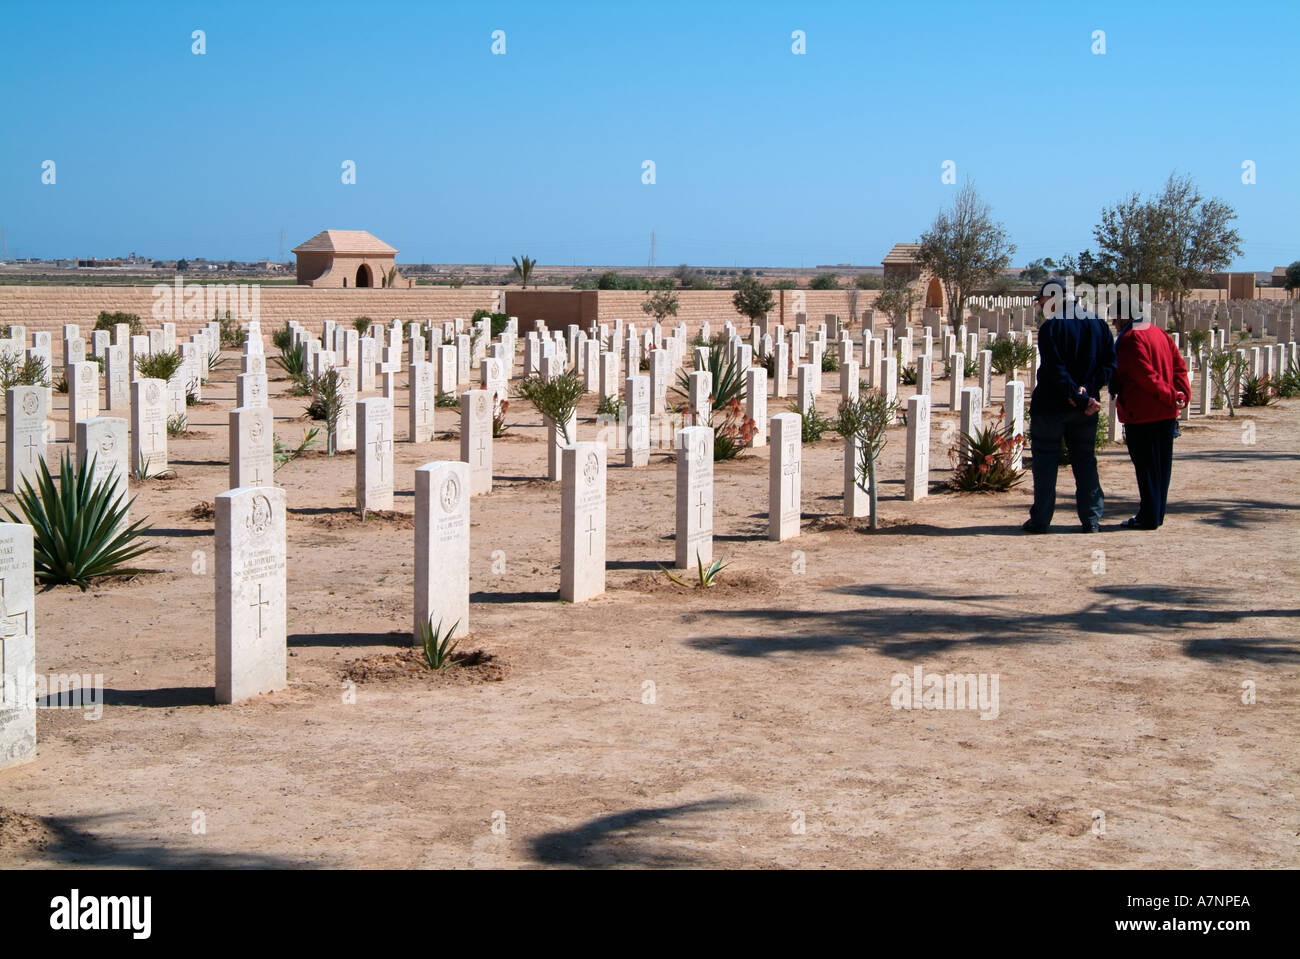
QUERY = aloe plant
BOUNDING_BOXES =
[419,617,462,670]
[2,451,156,590]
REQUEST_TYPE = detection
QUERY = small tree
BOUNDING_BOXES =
[833,393,898,529]
[810,272,840,290]
[642,288,679,323]
[916,179,1016,333]
[873,275,916,330]
[515,371,585,445]
[1284,260,1300,296]
[731,276,774,323]
[511,255,536,288]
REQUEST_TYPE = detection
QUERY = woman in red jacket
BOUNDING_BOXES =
[1109,317,1191,530]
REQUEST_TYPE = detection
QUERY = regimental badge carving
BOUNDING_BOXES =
[20,393,38,417]
[99,432,117,455]
[697,439,707,460]
[440,475,461,513]
[246,494,273,535]
[249,415,264,441]
[146,382,161,404]
[583,452,600,486]
[476,394,488,418]
[80,365,93,385]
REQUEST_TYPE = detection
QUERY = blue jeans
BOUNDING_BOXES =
[1029,409,1104,529]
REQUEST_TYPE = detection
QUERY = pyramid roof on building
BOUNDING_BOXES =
[291,230,398,255]
[882,243,922,265]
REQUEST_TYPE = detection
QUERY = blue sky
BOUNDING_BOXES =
[2,0,1295,269]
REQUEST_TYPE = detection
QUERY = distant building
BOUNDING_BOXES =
[291,230,407,288]
[882,243,945,319]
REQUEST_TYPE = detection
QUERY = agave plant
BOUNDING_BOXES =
[661,552,729,589]
[419,617,462,671]
[3,451,156,590]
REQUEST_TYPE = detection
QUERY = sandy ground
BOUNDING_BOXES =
[0,354,1296,869]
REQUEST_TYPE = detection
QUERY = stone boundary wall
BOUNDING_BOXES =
[596,289,882,339]
[0,286,501,337]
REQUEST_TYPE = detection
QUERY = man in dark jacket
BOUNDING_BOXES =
[1025,278,1116,533]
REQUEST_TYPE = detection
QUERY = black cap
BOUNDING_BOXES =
[1035,278,1066,301]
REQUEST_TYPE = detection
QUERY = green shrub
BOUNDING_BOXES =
[271,323,294,351]
[471,309,511,338]
[276,342,312,395]
[789,402,832,443]
[94,311,143,336]
[596,394,624,418]
[306,369,344,455]
[353,316,374,334]
[989,336,1036,376]
[217,309,242,347]
[1275,362,1300,398]
[435,391,461,408]
[0,352,49,389]
[135,349,183,382]
[821,349,839,373]
[2,451,156,590]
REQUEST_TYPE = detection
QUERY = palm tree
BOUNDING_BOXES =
[512,255,536,289]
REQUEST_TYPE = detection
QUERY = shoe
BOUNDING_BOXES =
[1121,516,1155,530]
[1080,525,1100,533]
[1021,520,1049,534]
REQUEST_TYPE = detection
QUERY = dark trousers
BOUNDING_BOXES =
[1029,409,1104,529]
[1124,419,1176,528]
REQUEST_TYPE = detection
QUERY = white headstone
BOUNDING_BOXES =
[229,406,275,490]
[905,395,930,501]
[5,385,47,492]
[768,412,802,541]
[409,361,436,442]
[414,461,470,643]
[356,397,395,514]
[0,522,36,770]
[460,390,493,496]
[675,426,714,569]
[560,443,607,603]
[130,378,168,476]
[215,486,287,704]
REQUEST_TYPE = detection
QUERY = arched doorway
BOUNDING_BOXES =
[355,264,372,288]
[925,276,943,309]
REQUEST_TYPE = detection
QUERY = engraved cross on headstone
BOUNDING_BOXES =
[585,515,598,556]
[249,582,270,638]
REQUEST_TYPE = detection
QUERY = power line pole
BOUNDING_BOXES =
[277,228,285,263]
[648,229,656,269]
